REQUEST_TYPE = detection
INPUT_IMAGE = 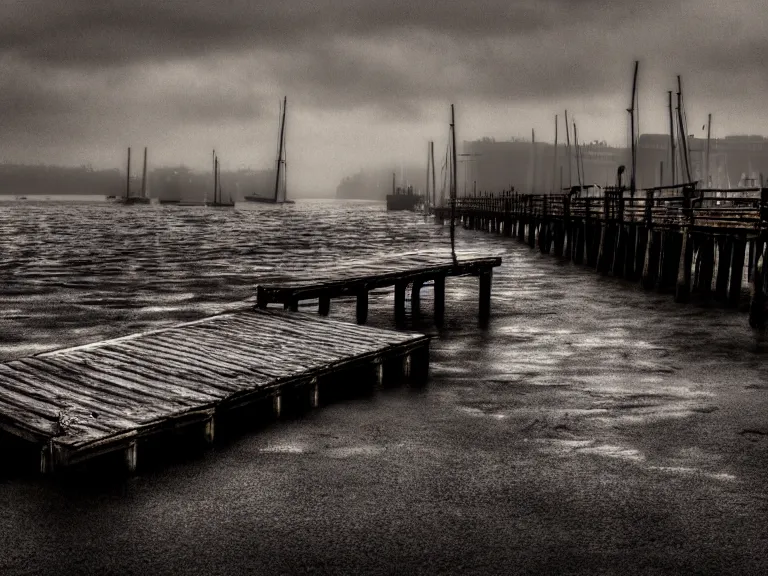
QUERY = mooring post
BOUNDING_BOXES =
[394,280,407,325]
[319,293,331,316]
[715,237,732,301]
[479,269,492,324]
[434,275,446,326]
[40,442,54,475]
[273,393,282,418]
[674,228,693,302]
[309,378,319,409]
[728,235,747,308]
[356,287,369,324]
[287,296,299,312]
[749,241,766,328]
[696,236,715,298]
[411,280,423,317]
[125,441,137,474]
[203,416,215,446]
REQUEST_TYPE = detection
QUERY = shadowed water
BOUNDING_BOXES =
[1,199,768,575]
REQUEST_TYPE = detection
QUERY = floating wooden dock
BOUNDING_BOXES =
[433,187,768,327]
[256,254,502,325]
[0,309,429,474]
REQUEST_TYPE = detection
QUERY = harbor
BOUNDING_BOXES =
[1,200,767,573]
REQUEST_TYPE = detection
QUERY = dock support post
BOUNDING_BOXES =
[273,394,282,418]
[411,280,423,317]
[319,294,330,316]
[695,236,715,298]
[286,296,299,312]
[715,237,732,302]
[310,379,319,409]
[641,229,658,289]
[728,235,747,308]
[125,441,137,474]
[479,269,492,324]
[356,288,369,325]
[40,442,53,475]
[434,275,446,326]
[749,241,766,328]
[674,228,693,303]
[394,281,407,326]
[203,416,215,446]
[408,345,430,385]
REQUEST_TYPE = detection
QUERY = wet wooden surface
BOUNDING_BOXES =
[0,309,429,465]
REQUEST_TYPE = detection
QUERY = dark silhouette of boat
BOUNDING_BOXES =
[386,173,422,211]
[117,147,151,204]
[208,150,235,207]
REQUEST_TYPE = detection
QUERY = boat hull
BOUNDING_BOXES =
[243,196,295,204]
[386,194,421,211]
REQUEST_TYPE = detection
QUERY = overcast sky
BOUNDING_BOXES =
[1,0,766,194]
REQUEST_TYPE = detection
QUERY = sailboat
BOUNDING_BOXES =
[208,150,235,207]
[244,96,295,204]
[120,147,151,204]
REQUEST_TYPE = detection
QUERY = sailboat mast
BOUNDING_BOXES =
[450,104,458,264]
[677,76,692,183]
[274,96,287,202]
[667,91,676,186]
[705,113,712,188]
[431,141,436,208]
[552,115,558,193]
[574,122,583,190]
[531,128,536,194]
[629,60,638,194]
[425,141,431,214]
[213,149,217,204]
[141,147,148,199]
[126,147,131,199]
[564,110,572,187]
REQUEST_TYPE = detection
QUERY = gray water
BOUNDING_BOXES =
[1,199,767,574]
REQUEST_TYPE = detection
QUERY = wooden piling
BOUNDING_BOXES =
[749,241,766,328]
[356,289,369,325]
[674,228,693,303]
[411,281,423,317]
[319,294,331,316]
[728,236,747,308]
[479,269,492,324]
[395,281,407,325]
[125,441,138,474]
[715,237,732,302]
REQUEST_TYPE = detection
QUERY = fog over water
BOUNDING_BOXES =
[1,199,767,574]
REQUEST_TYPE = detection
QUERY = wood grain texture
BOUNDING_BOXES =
[0,309,429,463]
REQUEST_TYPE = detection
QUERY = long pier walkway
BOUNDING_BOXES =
[433,186,768,327]
[0,309,429,473]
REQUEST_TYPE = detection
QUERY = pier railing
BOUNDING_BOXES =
[431,186,768,328]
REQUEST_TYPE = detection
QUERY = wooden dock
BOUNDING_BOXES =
[433,187,768,327]
[256,253,502,325]
[0,309,430,474]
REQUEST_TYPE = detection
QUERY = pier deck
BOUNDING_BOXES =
[0,309,429,473]
[431,187,768,327]
[256,253,502,325]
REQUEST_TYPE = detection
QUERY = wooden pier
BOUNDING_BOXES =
[256,254,502,326]
[433,187,768,327]
[0,309,430,474]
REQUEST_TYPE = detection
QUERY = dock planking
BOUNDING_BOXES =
[255,253,502,325]
[0,309,430,474]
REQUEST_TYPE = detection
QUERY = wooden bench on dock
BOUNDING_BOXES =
[256,254,503,325]
[0,309,430,474]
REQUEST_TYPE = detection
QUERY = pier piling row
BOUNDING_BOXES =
[256,256,502,326]
[0,310,430,474]
[432,187,768,328]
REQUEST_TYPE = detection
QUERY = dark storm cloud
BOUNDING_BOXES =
[0,0,666,67]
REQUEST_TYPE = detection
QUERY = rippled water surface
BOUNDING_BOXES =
[1,198,768,574]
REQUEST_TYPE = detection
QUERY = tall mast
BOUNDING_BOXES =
[430,141,436,208]
[668,91,676,186]
[629,60,638,194]
[213,149,217,204]
[425,141,431,214]
[392,171,396,195]
[531,128,537,194]
[574,122,583,190]
[274,96,287,202]
[126,147,131,199]
[215,156,220,204]
[564,110,572,187]
[677,76,692,183]
[705,113,712,188]
[450,104,458,265]
[141,147,148,199]
[552,115,558,193]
